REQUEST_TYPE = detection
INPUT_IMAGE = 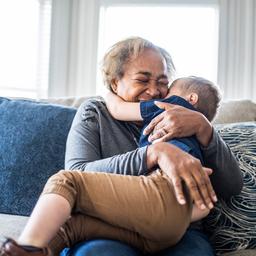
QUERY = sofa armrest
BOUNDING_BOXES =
[214,100,256,124]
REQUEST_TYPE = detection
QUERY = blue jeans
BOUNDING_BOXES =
[61,239,141,256]
[61,229,214,256]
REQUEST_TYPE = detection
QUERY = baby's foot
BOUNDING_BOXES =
[0,238,51,256]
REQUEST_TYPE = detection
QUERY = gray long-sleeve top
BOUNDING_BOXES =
[65,97,243,200]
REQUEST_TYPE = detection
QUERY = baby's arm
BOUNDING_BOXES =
[105,91,142,121]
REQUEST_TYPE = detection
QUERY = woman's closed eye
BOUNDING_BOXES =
[135,79,149,84]
[135,79,168,86]
[157,79,169,87]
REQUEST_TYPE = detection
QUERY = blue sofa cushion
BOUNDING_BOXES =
[204,122,256,255]
[0,97,77,216]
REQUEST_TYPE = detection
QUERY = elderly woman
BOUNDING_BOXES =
[1,37,243,256]
[62,37,242,256]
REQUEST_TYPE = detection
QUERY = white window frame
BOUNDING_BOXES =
[100,0,217,6]
[48,0,218,98]
[96,0,219,94]
[0,0,52,99]
[48,0,256,101]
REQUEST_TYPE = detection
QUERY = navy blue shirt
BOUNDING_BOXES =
[139,95,204,164]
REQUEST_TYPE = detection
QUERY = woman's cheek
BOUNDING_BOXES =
[128,88,146,102]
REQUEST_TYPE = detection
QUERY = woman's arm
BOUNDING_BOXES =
[105,92,142,121]
[201,129,243,199]
[65,99,147,176]
[143,101,243,199]
[66,99,219,209]
[146,142,216,210]
[144,101,213,146]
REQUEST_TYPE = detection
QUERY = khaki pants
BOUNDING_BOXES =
[42,170,192,255]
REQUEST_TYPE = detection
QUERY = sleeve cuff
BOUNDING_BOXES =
[200,128,218,152]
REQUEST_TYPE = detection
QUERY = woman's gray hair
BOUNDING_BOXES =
[101,37,175,91]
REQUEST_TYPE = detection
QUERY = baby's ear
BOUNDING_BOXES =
[186,93,199,106]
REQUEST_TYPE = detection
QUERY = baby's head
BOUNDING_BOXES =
[168,76,222,121]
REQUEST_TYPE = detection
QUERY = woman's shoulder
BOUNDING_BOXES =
[79,96,107,112]
[76,96,110,121]
[81,96,105,108]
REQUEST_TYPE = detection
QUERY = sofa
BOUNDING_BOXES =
[0,96,255,256]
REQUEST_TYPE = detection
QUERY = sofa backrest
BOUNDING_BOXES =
[1,96,255,217]
[44,97,256,124]
[0,97,77,216]
[213,99,256,124]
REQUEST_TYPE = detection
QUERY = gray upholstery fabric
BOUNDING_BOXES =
[41,96,89,109]
[223,250,256,256]
[0,213,28,239]
[214,100,256,124]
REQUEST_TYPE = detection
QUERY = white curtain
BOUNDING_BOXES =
[48,0,100,97]
[218,0,256,101]
[37,0,52,98]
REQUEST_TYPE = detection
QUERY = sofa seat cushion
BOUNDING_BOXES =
[0,97,76,216]
[0,213,28,239]
[204,122,256,255]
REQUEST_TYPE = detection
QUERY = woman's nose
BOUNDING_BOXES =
[146,81,160,98]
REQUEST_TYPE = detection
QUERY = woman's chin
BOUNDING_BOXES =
[139,96,163,102]
[139,97,153,101]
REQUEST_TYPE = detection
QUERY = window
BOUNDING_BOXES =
[0,0,52,98]
[97,4,219,94]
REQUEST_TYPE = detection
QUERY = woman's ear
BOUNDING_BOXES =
[110,79,118,93]
[186,93,199,106]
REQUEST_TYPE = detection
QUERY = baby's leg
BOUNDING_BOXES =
[15,169,191,254]
[44,169,192,253]
[50,213,176,255]
[49,213,144,255]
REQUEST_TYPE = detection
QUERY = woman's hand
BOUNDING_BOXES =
[143,101,213,147]
[147,142,217,210]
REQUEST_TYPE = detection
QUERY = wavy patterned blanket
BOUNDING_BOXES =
[204,122,256,255]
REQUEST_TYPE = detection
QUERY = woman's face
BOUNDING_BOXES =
[112,49,169,102]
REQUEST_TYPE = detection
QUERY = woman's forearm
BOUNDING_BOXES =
[66,146,148,176]
[146,142,217,209]
[195,113,213,147]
